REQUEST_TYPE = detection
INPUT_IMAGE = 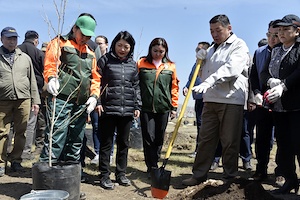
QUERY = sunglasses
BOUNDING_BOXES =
[266,32,278,38]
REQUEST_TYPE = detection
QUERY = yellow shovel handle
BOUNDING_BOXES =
[164,59,203,159]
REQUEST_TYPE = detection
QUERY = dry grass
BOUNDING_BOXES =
[3,117,300,200]
[84,118,197,178]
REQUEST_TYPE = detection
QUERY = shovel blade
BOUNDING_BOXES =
[151,187,169,199]
[151,167,171,199]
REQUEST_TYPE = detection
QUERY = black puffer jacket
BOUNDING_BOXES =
[261,40,300,111]
[97,52,141,116]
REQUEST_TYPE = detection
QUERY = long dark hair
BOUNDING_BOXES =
[145,37,173,63]
[110,31,135,58]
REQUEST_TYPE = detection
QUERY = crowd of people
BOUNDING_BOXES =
[182,13,300,196]
[0,11,300,198]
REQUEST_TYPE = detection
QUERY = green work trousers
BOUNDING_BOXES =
[40,97,87,163]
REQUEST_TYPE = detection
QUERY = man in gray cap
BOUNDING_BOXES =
[0,27,40,176]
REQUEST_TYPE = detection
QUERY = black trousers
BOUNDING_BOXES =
[254,107,274,174]
[98,115,132,178]
[273,110,300,180]
[140,111,169,172]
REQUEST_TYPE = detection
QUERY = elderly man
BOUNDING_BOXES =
[0,27,40,176]
[182,14,250,186]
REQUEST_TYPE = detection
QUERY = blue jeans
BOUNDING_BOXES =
[239,110,255,163]
[90,110,100,154]
[194,98,204,152]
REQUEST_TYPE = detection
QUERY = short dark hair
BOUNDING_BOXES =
[195,41,211,52]
[25,30,39,39]
[209,14,230,27]
[258,38,267,47]
[269,19,281,28]
[198,41,210,48]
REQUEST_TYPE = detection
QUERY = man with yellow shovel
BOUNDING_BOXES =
[182,14,250,186]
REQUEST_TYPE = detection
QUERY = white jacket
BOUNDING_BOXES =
[200,33,250,105]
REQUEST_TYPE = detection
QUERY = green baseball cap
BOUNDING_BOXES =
[75,16,96,37]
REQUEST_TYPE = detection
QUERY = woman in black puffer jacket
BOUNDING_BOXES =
[96,31,141,190]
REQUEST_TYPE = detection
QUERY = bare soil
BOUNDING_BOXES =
[1,119,299,200]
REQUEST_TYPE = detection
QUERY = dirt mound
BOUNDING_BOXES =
[173,178,283,200]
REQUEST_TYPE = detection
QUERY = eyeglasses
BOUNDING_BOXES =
[266,32,278,38]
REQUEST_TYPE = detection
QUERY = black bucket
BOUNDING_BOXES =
[32,161,81,200]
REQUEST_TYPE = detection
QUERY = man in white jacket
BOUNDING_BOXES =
[183,14,250,186]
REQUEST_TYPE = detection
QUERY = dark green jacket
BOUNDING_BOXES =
[137,57,179,113]
[44,34,101,104]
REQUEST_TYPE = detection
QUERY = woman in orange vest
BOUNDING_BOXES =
[137,38,179,178]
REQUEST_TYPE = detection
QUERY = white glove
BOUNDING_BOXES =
[267,78,281,88]
[267,84,284,103]
[192,82,210,94]
[85,97,97,114]
[183,87,188,96]
[254,93,263,106]
[47,78,60,96]
[196,49,207,60]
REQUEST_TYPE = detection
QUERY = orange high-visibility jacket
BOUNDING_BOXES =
[44,35,101,104]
